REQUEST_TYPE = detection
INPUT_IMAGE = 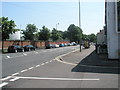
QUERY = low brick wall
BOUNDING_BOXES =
[45,41,70,46]
[0,40,70,49]
[0,40,45,49]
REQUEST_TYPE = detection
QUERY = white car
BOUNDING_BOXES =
[71,42,77,46]
[54,44,59,48]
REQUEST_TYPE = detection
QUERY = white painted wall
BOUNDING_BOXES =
[107,2,119,59]
[9,31,20,40]
[97,30,105,45]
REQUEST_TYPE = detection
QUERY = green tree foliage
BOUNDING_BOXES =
[34,33,39,40]
[38,26,51,41]
[61,31,68,40]
[0,17,17,53]
[88,33,96,42]
[51,28,62,41]
[82,33,96,43]
[82,34,88,40]
[23,24,37,40]
[67,24,83,43]
[0,17,17,40]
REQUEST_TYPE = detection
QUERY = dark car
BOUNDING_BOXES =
[45,44,54,49]
[59,43,65,47]
[23,45,35,51]
[8,45,24,53]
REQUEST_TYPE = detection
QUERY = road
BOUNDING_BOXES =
[2,45,79,78]
[1,45,119,89]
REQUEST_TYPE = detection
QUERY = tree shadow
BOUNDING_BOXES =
[72,51,120,74]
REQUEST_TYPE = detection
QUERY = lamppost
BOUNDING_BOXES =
[56,23,59,30]
[79,0,82,52]
[20,25,22,40]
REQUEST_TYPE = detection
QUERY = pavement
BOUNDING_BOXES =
[60,46,120,74]
[1,45,120,89]
[56,45,120,88]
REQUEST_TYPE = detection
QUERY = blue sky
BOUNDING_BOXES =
[2,1,105,35]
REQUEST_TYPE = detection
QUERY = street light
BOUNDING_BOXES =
[56,23,59,30]
[20,25,22,40]
[79,0,82,52]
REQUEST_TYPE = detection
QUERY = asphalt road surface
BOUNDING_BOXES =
[1,45,118,89]
[2,45,79,78]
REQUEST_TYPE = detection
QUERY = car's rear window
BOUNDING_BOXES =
[24,45,33,47]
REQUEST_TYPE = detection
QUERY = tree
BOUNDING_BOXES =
[82,34,88,40]
[0,17,17,52]
[51,28,61,41]
[38,26,51,41]
[62,31,68,40]
[23,24,38,40]
[88,33,96,42]
[67,24,83,43]
[0,17,17,40]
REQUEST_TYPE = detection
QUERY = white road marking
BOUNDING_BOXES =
[20,69,28,73]
[5,55,24,59]
[0,76,12,81]
[28,67,34,70]
[41,63,45,65]
[35,52,39,54]
[9,77,20,82]
[12,73,19,76]
[49,60,52,62]
[35,65,40,67]
[45,62,49,64]
[14,55,24,58]
[14,76,100,81]
[25,52,32,54]
[23,53,27,56]
[0,82,8,88]
[6,56,11,58]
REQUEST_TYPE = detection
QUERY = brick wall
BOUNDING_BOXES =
[45,41,70,46]
[0,40,45,49]
[0,40,70,49]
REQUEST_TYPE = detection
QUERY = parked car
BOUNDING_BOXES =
[59,43,65,47]
[71,42,77,46]
[46,44,54,49]
[53,44,59,48]
[64,43,67,47]
[8,45,24,53]
[67,43,72,46]
[23,45,35,51]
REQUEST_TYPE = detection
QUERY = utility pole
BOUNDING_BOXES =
[56,23,59,30]
[79,0,82,52]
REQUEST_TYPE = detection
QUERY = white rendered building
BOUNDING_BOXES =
[106,1,120,59]
[9,31,20,40]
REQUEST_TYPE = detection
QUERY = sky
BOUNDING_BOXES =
[2,0,105,35]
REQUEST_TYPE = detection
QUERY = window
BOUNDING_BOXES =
[117,1,120,33]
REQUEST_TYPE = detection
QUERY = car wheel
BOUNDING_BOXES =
[28,48,31,51]
[15,50,17,53]
[22,49,24,52]
[8,50,10,53]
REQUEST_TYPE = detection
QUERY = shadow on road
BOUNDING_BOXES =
[72,51,120,74]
